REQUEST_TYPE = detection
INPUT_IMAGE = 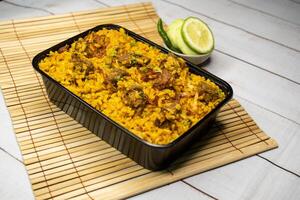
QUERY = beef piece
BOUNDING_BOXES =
[140,68,160,82]
[84,60,94,77]
[71,53,95,76]
[198,82,219,103]
[117,51,132,67]
[133,54,150,66]
[153,69,171,90]
[154,118,172,129]
[117,52,130,62]
[117,52,150,68]
[107,69,128,86]
[122,87,147,113]
[85,34,110,58]
[58,44,69,53]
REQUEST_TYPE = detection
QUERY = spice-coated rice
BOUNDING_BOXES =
[39,28,225,145]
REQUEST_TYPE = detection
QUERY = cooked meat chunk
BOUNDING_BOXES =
[85,34,110,58]
[122,87,147,113]
[198,82,220,103]
[84,60,94,76]
[39,28,226,145]
[58,44,69,53]
[71,53,94,76]
[140,68,160,82]
[153,69,172,90]
[154,118,172,129]
[107,68,128,86]
[116,52,151,68]
[117,52,130,62]
[117,51,131,67]
[132,54,150,66]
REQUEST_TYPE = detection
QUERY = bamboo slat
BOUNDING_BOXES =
[0,3,277,200]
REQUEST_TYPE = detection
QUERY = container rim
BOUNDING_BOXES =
[32,24,233,149]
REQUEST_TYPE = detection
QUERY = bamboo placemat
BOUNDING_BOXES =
[0,3,277,200]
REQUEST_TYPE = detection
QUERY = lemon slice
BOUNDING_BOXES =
[182,17,214,54]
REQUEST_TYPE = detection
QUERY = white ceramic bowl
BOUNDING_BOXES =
[163,44,211,65]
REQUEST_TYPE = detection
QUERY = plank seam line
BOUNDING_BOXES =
[215,49,300,85]
[235,94,300,126]
[160,0,300,53]
[289,0,300,5]
[227,0,300,27]
[92,0,110,7]
[256,155,300,177]
[0,3,145,26]
[0,147,23,164]
[2,0,55,15]
[181,180,218,200]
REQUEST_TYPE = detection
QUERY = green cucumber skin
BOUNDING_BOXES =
[157,18,180,52]
[166,19,183,49]
[167,19,198,55]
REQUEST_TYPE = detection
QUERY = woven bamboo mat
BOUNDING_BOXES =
[0,3,278,200]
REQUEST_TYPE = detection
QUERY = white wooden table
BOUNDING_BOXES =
[0,0,299,199]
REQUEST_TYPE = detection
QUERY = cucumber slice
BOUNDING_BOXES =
[157,18,178,52]
[166,19,183,49]
[167,19,197,55]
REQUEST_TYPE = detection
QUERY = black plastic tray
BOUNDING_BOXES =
[32,24,233,170]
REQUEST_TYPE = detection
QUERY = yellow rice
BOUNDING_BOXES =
[39,28,225,145]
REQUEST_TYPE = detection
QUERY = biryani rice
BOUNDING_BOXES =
[39,28,225,145]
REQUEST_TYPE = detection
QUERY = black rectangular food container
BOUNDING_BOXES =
[32,24,233,170]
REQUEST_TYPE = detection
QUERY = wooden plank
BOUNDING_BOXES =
[160,0,300,51]
[0,150,35,200]
[238,97,300,174]
[204,51,300,124]
[184,156,300,200]
[128,181,213,200]
[229,0,300,26]
[145,0,300,84]
[0,2,281,200]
